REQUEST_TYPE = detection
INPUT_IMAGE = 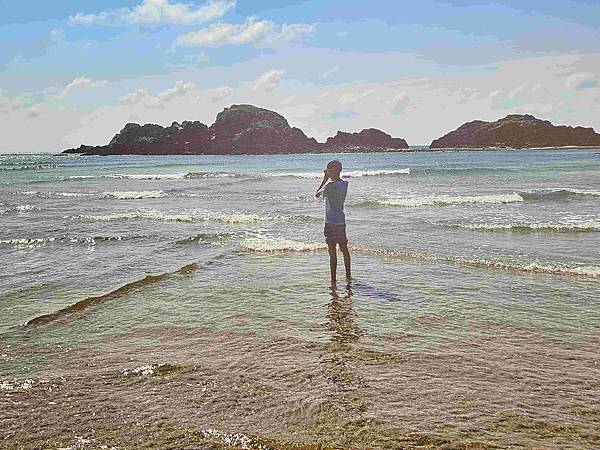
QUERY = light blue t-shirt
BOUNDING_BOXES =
[322,179,348,224]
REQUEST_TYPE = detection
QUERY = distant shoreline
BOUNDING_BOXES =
[424,145,600,152]
[54,146,600,157]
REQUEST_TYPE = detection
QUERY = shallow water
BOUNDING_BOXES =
[1,150,600,448]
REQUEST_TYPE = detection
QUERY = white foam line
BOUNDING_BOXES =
[449,220,600,232]
[371,193,524,207]
[269,168,410,178]
[241,238,600,278]
[104,191,166,199]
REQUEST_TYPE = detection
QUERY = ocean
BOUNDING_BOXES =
[1,149,600,448]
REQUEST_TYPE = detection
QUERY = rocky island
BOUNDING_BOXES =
[430,114,600,149]
[325,128,408,152]
[63,104,409,155]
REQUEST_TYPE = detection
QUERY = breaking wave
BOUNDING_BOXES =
[105,172,238,180]
[177,231,248,245]
[105,173,188,180]
[520,188,600,201]
[352,246,600,279]
[104,190,166,199]
[184,171,239,179]
[0,237,52,247]
[0,234,150,251]
[73,210,316,224]
[0,164,58,171]
[20,191,94,198]
[1,204,38,214]
[25,263,198,327]
[241,237,327,253]
[240,238,599,278]
[68,175,96,180]
[269,168,410,178]
[354,193,524,208]
[446,220,600,232]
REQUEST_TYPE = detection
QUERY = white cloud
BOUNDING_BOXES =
[119,88,149,105]
[389,92,409,113]
[507,82,528,99]
[57,77,107,98]
[338,89,376,105]
[175,16,314,47]
[564,72,595,88]
[69,0,235,26]
[488,89,502,100]
[157,80,196,101]
[280,94,297,105]
[119,81,196,108]
[253,69,286,91]
[263,23,316,45]
[50,28,65,43]
[319,64,341,79]
[210,86,233,102]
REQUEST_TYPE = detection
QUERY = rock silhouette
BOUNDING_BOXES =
[63,104,409,155]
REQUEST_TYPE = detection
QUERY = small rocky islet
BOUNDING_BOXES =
[430,114,600,149]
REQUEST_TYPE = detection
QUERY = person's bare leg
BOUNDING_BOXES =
[339,242,351,281]
[327,241,337,283]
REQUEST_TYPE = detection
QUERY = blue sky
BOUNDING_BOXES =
[1,0,599,151]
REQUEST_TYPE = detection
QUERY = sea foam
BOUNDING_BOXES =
[104,190,166,199]
[269,168,410,178]
[355,193,524,208]
[73,210,313,224]
[241,237,327,253]
[447,219,600,232]
[240,238,600,278]
[105,173,187,180]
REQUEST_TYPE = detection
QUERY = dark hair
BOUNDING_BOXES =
[327,160,342,172]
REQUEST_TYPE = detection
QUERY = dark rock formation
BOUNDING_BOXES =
[325,128,408,152]
[209,104,319,154]
[430,114,600,149]
[62,104,409,155]
[63,120,210,155]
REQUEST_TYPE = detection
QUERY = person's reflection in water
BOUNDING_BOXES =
[321,282,368,415]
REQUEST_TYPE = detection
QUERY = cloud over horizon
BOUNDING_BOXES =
[69,0,236,26]
[175,17,315,47]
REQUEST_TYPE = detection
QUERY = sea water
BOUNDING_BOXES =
[1,150,599,448]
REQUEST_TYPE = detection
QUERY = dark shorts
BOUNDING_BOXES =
[324,223,348,245]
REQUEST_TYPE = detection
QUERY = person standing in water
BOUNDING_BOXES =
[315,160,351,283]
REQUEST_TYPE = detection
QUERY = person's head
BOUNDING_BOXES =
[326,160,342,178]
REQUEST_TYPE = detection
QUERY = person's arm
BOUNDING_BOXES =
[315,170,329,198]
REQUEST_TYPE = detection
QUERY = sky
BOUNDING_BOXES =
[1,0,599,152]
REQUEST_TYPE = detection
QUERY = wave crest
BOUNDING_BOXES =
[269,168,410,178]
[447,220,600,232]
[520,188,600,201]
[351,246,600,278]
[354,193,523,208]
[239,238,600,278]
[74,210,315,224]
[241,237,327,253]
[104,191,165,199]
